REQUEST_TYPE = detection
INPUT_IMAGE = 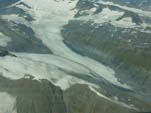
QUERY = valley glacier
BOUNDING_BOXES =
[0,0,151,113]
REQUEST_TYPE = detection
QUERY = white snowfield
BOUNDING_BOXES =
[75,7,126,26]
[112,17,137,28]
[0,92,17,113]
[0,0,146,110]
[74,3,149,29]
[0,32,11,47]
[97,0,151,18]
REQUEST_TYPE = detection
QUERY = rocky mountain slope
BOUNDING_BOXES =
[0,0,151,113]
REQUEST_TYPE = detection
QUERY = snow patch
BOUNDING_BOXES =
[0,32,11,47]
[0,92,16,113]
[112,17,137,28]
[76,7,124,24]
[97,0,151,17]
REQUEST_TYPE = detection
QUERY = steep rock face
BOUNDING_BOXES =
[0,75,67,113]
[64,84,136,113]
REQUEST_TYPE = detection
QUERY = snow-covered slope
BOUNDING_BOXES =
[8,0,131,89]
[0,0,151,112]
